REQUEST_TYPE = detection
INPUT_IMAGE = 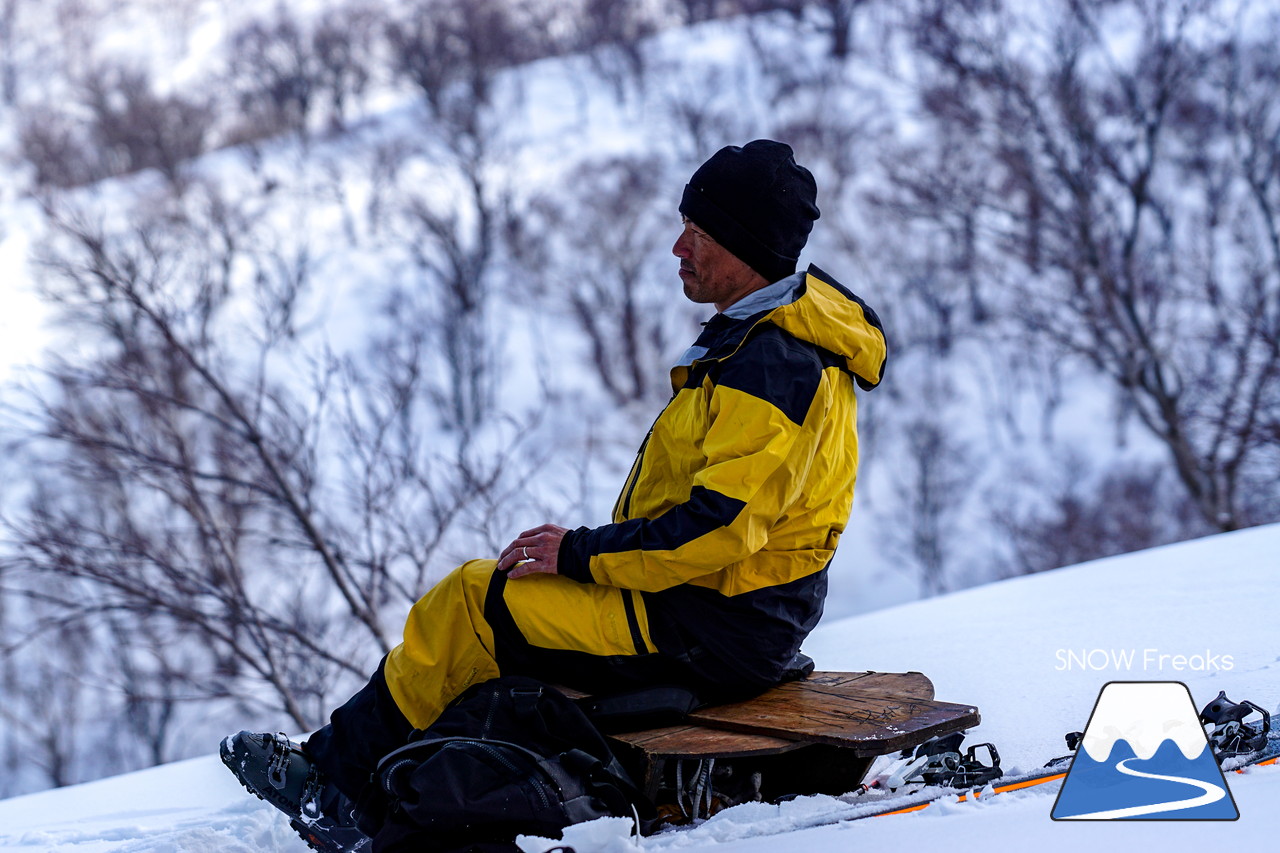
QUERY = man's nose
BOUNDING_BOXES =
[673,230,690,258]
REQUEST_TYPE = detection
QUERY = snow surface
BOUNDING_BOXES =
[1,523,1277,852]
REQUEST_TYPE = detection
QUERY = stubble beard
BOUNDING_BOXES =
[680,270,712,305]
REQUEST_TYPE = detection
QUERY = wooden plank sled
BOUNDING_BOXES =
[568,671,979,817]
[687,673,978,755]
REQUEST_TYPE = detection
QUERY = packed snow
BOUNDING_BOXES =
[1,523,1276,852]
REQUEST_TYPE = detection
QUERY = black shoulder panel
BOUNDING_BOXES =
[714,325,825,426]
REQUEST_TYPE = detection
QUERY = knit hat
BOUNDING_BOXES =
[679,140,820,283]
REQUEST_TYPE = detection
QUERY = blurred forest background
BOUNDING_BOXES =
[0,0,1277,795]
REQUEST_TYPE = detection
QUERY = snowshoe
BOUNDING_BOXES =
[1199,691,1271,761]
[904,731,1004,788]
[220,730,370,852]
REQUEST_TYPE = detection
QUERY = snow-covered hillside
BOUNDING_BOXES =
[10,0,1280,800]
[2,524,1276,852]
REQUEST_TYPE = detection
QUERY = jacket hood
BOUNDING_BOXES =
[673,265,887,392]
[754,265,887,391]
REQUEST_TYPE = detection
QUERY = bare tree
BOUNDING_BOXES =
[890,412,974,596]
[18,111,95,189]
[509,155,682,407]
[657,62,759,162]
[79,62,214,185]
[226,8,322,139]
[1219,16,1280,485]
[901,0,1280,531]
[147,0,203,57]
[49,0,103,83]
[676,0,721,24]
[766,0,869,59]
[312,3,380,132]
[18,61,213,189]
[817,0,868,59]
[993,458,1207,576]
[0,573,186,789]
[382,0,545,434]
[390,178,503,436]
[386,0,538,136]
[873,263,980,596]
[572,0,659,100]
[0,161,556,789]
[6,192,374,730]
[0,582,93,790]
[0,0,18,104]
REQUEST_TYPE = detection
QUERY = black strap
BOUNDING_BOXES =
[576,684,703,734]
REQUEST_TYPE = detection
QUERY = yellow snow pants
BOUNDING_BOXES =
[382,559,659,730]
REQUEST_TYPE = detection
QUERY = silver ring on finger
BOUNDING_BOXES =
[522,546,530,560]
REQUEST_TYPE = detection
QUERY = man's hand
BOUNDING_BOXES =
[498,524,569,579]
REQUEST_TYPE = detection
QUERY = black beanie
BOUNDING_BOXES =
[679,140,820,283]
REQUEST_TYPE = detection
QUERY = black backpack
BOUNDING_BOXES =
[367,676,654,853]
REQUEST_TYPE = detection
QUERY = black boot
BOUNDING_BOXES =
[220,731,371,852]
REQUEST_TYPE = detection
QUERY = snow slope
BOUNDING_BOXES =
[1,523,1277,852]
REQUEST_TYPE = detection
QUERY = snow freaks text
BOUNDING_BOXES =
[1054,649,1234,672]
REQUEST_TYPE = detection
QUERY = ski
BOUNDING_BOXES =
[839,688,1279,822]
[830,730,1075,821]
[855,767,1069,819]
[849,736,1279,822]
[635,679,1275,834]
[642,688,1279,845]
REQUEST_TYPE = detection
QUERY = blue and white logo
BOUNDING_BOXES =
[1051,681,1239,820]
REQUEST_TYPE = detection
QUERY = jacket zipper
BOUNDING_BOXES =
[615,313,771,521]
[482,689,499,739]
[616,428,653,520]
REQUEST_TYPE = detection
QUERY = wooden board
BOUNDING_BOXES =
[578,671,979,805]
[803,670,936,700]
[567,671,972,760]
[608,724,802,758]
[557,671,934,703]
[687,681,979,756]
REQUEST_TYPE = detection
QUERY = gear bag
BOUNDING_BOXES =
[368,676,654,852]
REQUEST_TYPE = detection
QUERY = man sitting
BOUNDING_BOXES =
[222,140,887,851]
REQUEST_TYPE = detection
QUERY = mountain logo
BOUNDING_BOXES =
[1051,681,1239,820]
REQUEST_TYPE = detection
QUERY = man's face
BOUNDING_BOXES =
[672,217,766,312]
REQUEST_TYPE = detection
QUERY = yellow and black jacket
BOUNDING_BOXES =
[558,264,887,690]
